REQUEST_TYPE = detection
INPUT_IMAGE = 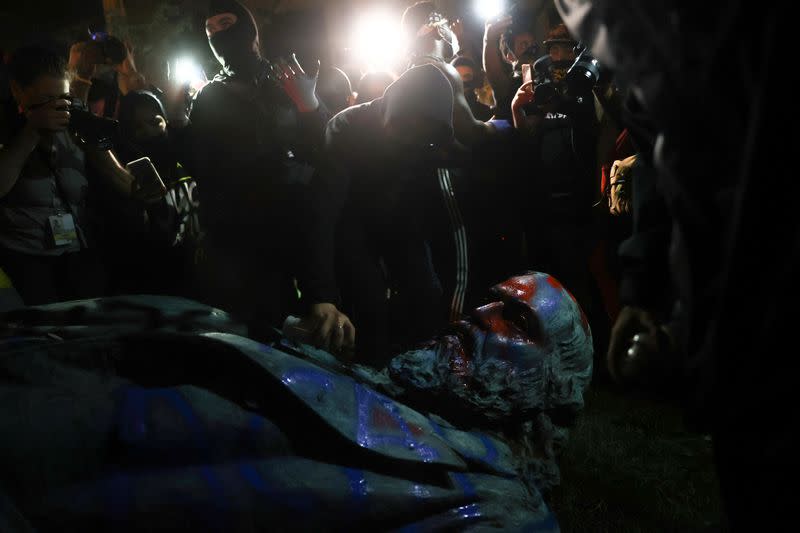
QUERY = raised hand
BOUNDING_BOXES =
[68,41,103,80]
[484,14,513,42]
[512,80,536,110]
[272,53,320,113]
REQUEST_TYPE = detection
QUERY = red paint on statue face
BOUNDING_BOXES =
[472,302,529,342]
[496,275,539,303]
[441,273,590,389]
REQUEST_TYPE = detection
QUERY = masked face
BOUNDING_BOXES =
[388,272,593,425]
[205,12,238,38]
[205,1,259,76]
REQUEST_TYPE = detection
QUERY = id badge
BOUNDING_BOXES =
[47,213,78,246]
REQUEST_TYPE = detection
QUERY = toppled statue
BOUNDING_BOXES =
[0,272,592,532]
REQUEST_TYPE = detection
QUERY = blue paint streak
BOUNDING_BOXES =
[159,388,228,532]
[451,472,477,499]
[118,386,148,443]
[477,433,499,464]
[344,468,368,503]
[280,367,335,391]
[532,280,563,319]
[238,461,270,493]
[454,503,482,520]
[237,461,314,514]
[248,413,264,436]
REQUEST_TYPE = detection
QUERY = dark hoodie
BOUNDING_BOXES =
[325,64,454,234]
[327,65,452,172]
[324,64,455,361]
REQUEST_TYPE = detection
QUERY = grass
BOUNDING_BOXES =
[548,385,725,532]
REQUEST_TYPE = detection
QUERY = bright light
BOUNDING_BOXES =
[475,0,506,20]
[351,10,407,71]
[173,57,204,86]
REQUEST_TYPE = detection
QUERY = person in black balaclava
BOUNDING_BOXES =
[324,64,455,367]
[171,0,354,352]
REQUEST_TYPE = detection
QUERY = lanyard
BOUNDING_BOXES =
[36,138,88,248]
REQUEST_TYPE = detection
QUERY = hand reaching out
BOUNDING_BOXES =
[284,303,356,359]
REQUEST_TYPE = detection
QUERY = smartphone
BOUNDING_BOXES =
[522,63,533,85]
[125,157,167,201]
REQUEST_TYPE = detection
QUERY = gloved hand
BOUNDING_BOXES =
[272,53,320,113]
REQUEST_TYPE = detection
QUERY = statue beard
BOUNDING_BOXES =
[417,320,479,385]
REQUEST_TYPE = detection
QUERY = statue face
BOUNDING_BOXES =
[454,272,589,378]
[389,272,593,425]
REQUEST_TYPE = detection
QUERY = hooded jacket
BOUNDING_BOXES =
[324,64,455,231]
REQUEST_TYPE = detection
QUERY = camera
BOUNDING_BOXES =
[566,44,601,96]
[525,42,602,107]
[528,55,564,105]
[60,98,119,150]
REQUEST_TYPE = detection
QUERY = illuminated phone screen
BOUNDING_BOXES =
[521,64,533,84]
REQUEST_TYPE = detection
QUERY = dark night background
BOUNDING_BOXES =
[0,1,725,530]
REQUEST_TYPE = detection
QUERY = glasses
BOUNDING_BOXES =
[27,94,74,111]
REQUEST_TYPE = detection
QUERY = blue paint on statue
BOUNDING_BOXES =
[355,382,439,462]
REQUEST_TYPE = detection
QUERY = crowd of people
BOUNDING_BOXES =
[1,0,792,528]
[0,0,641,374]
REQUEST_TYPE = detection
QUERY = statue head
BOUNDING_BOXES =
[389,272,593,427]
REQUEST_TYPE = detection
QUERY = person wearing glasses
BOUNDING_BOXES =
[0,44,139,305]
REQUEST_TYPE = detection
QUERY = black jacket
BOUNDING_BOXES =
[187,70,337,306]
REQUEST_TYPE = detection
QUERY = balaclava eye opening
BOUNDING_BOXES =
[206,0,261,78]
